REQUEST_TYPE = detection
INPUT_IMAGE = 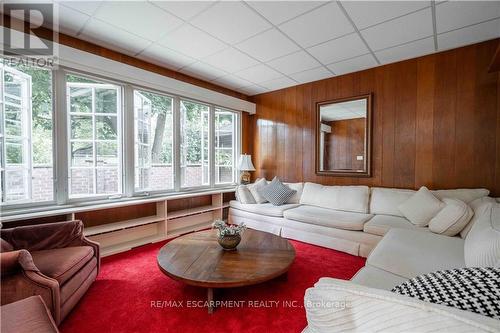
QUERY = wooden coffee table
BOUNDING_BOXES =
[157,229,295,313]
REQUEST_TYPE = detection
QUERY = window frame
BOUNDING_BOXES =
[0,61,241,211]
[214,107,239,186]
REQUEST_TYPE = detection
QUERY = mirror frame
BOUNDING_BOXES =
[315,93,373,177]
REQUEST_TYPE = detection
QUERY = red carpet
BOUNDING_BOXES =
[61,239,365,333]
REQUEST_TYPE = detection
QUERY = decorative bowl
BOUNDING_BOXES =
[217,234,241,251]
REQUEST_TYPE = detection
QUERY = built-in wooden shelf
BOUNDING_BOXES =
[166,221,213,239]
[167,205,221,220]
[101,234,166,257]
[84,215,164,236]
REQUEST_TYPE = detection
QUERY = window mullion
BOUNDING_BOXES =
[173,96,180,192]
[209,105,215,188]
[123,85,134,197]
[54,69,68,205]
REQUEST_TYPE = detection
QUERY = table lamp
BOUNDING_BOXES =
[238,154,255,184]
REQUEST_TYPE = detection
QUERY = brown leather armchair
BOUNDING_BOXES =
[0,220,100,325]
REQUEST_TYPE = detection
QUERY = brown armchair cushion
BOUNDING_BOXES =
[1,295,59,333]
[31,246,94,285]
[1,238,14,252]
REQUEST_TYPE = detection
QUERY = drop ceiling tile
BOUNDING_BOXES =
[190,2,271,44]
[57,1,102,16]
[375,37,435,64]
[307,33,368,65]
[267,50,320,75]
[138,44,196,70]
[438,18,500,51]
[180,61,228,81]
[213,74,253,89]
[202,47,259,73]
[436,1,500,33]
[80,18,151,55]
[235,64,282,83]
[235,29,299,62]
[158,25,227,59]
[151,1,213,20]
[327,54,377,75]
[238,84,268,96]
[342,1,429,30]
[94,1,183,41]
[247,1,327,25]
[51,4,90,36]
[361,8,433,51]
[279,2,354,48]
[289,66,333,84]
[258,76,296,91]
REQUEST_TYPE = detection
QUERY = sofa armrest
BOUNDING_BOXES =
[1,250,39,277]
[304,278,500,333]
[80,237,100,274]
[1,220,85,251]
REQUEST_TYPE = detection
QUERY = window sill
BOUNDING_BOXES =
[1,186,236,223]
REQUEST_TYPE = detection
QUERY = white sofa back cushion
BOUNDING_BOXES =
[461,197,496,238]
[464,203,500,268]
[284,182,303,204]
[370,187,415,217]
[235,185,256,204]
[432,188,489,204]
[300,183,370,213]
[428,198,473,236]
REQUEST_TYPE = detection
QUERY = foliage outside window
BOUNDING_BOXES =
[215,109,237,184]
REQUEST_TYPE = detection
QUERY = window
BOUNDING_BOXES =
[134,90,173,192]
[215,108,237,184]
[180,100,209,188]
[0,63,54,204]
[67,74,122,198]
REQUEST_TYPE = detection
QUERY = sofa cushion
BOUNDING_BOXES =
[367,229,465,279]
[299,183,369,213]
[370,187,415,217]
[351,265,408,290]
[1,238,13,252]
[247,178,268,204]
[229,200,299,217]
[259,177,296,206]
[398,187,445,226]
[283,205,373,231]
[464,203,500,267]
[0,296,59,333]
[235,185,256,204]
[363,214,429,236]
[461,197,496,238]
[284,182,303,204]
[31,246,94,285]
[428,198,473,236]
[432,188,489,204]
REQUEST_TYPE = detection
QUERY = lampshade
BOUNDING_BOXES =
[238,154,255,171]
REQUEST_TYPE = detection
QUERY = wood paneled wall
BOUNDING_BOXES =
[248,39,500,195]
[324,119,365,171]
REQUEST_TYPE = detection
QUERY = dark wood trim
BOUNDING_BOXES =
[1,13,249,101]
[315,93,372,177]
[489,40,500,73]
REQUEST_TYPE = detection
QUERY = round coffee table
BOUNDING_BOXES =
[157,229,295,313]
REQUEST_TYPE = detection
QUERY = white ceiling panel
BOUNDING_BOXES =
[327,54,377,75]
[191,2,271,44]
[151,1,213,20]
[267,50,320,75]
[202,47,259,73]
[279,2,354,48]
[247,1,327,25]
[436,1,500,33]
[235,64,282,83]
[213,74,253,89]
[237,84,268,96]
[94,2,182,41]
[180,61,228,81]
[138,44,196,70]
[289,66,333,84]
[342,1,429,30]
[438,18,500,51]
[235,28,299,62]
[51,4,90,36]
[57,1,102,16]
[375,37,435,64]
[158,25,226,59]
[361,7,433,51]
[258,76,297,91]
[308,33,368,65]
[80,18,151,55]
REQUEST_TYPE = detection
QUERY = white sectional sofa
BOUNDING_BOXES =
[229,181,499,332]
[229,182,489,258]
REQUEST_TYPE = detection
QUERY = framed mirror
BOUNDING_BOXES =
[316,94,372,177]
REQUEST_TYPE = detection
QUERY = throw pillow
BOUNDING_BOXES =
[235,185,256,204]
[247,178,268,204]
[392,267,500,320]
[428,198,474,236]
[259,177,296,206]
[398,186,444,226]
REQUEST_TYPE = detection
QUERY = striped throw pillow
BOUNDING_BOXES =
[259,177,296,206]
